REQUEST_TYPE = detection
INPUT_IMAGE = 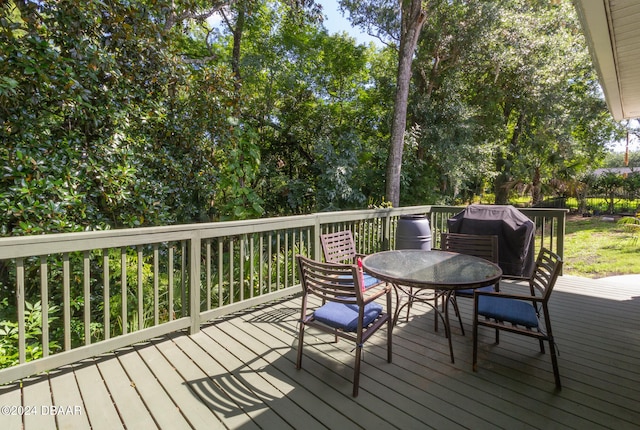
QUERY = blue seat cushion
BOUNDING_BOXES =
[313,301,383,332]
[477,295,539,328]
[363,274,383,288]
[455,285,494,297]
[337,274,383,289]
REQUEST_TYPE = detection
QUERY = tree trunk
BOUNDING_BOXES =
[494,111,525,205]
[231,5,245,87]
[385,1,426,207]
[531,166,542,205]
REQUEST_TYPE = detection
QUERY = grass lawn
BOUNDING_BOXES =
[563,215,640,278]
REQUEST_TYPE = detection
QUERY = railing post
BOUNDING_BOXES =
[557,210,567,275]
[382,210,391,251]
[313,214,322,260]
[190,232,201,334]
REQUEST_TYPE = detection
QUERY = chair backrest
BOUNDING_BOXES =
[297,254,362,304]
[320,230,357,264]
[440,233,499,264]
[530,248,563,301]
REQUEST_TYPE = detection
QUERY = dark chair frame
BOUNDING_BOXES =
[472,247,563,389]
[440,233,500,335]
[296,254,393,397]
[320,230,362,264]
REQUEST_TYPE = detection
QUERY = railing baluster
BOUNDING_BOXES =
[239,235,245,302]
[229,238,235,304]
[153,244,159,326]
[259,234,265,296]
[218,239,223,307]
[268,232,273,293]
[120,248,127,335]
[276,233,281,290]
[205,240,211,310]
[181,240,187,317]
[249,235,255,299]
[137,245,143,331]
[16,257,25,363]
[103,249,110,340]
[63,252,71,349]
[40,256,49,357]
[189,235,200,334]
[169,245,174,321]
[84,250,91,344]
[285,230,289,289]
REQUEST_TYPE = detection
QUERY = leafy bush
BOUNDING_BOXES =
[0,300,60,369]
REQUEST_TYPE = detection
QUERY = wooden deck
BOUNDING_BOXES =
[1,275,639,429]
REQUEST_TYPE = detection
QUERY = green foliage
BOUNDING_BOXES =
[0,0,245,235]
[403,0,620,206]
[618,216,640,245]
[0,300,61,369]
[1,0,617,228]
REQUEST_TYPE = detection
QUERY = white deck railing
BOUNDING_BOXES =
[0,205,566,383]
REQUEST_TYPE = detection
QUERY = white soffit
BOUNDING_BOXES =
[574,0,640,120]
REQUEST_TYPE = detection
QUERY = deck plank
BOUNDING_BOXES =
[74,360,125,430]
[115,345,192,429]
[0,382,26,430]
[95,353,159,429]
[47,366,91,429]
[221,321,412,430]
[166,333,263,430]
[152,334,261,430]
[133,339,224,429]
[1,275,639,430]
[193,327,319,430]
[21,376,56,429]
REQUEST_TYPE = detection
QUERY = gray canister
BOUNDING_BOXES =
[396,215,432,250]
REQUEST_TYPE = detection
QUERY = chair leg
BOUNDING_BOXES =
[387,317,393,363]
[296,323,305,369]
[548,337,561,389]
[353,345,362,397]
[472,316,479,372]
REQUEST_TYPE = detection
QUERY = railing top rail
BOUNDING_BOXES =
[0,206,437,259]
[0,205,567,259]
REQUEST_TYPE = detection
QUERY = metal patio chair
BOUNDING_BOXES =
[296,254,393,397]
[440,233,500,335]
[472,247,563,389]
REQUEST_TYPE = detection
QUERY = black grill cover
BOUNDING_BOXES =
[447,205,535,278]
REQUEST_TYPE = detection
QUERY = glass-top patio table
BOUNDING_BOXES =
[362,249,502,363]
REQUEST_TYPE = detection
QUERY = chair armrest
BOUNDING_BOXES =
[362,282,392,303]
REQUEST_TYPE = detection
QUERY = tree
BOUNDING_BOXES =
[404,0,499,204]
[340,0,427,207]
[595,172,625,214]
[468,0,621,204]
[386,0,427,207]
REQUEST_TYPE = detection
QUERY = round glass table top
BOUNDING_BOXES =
[362,249,502,290]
